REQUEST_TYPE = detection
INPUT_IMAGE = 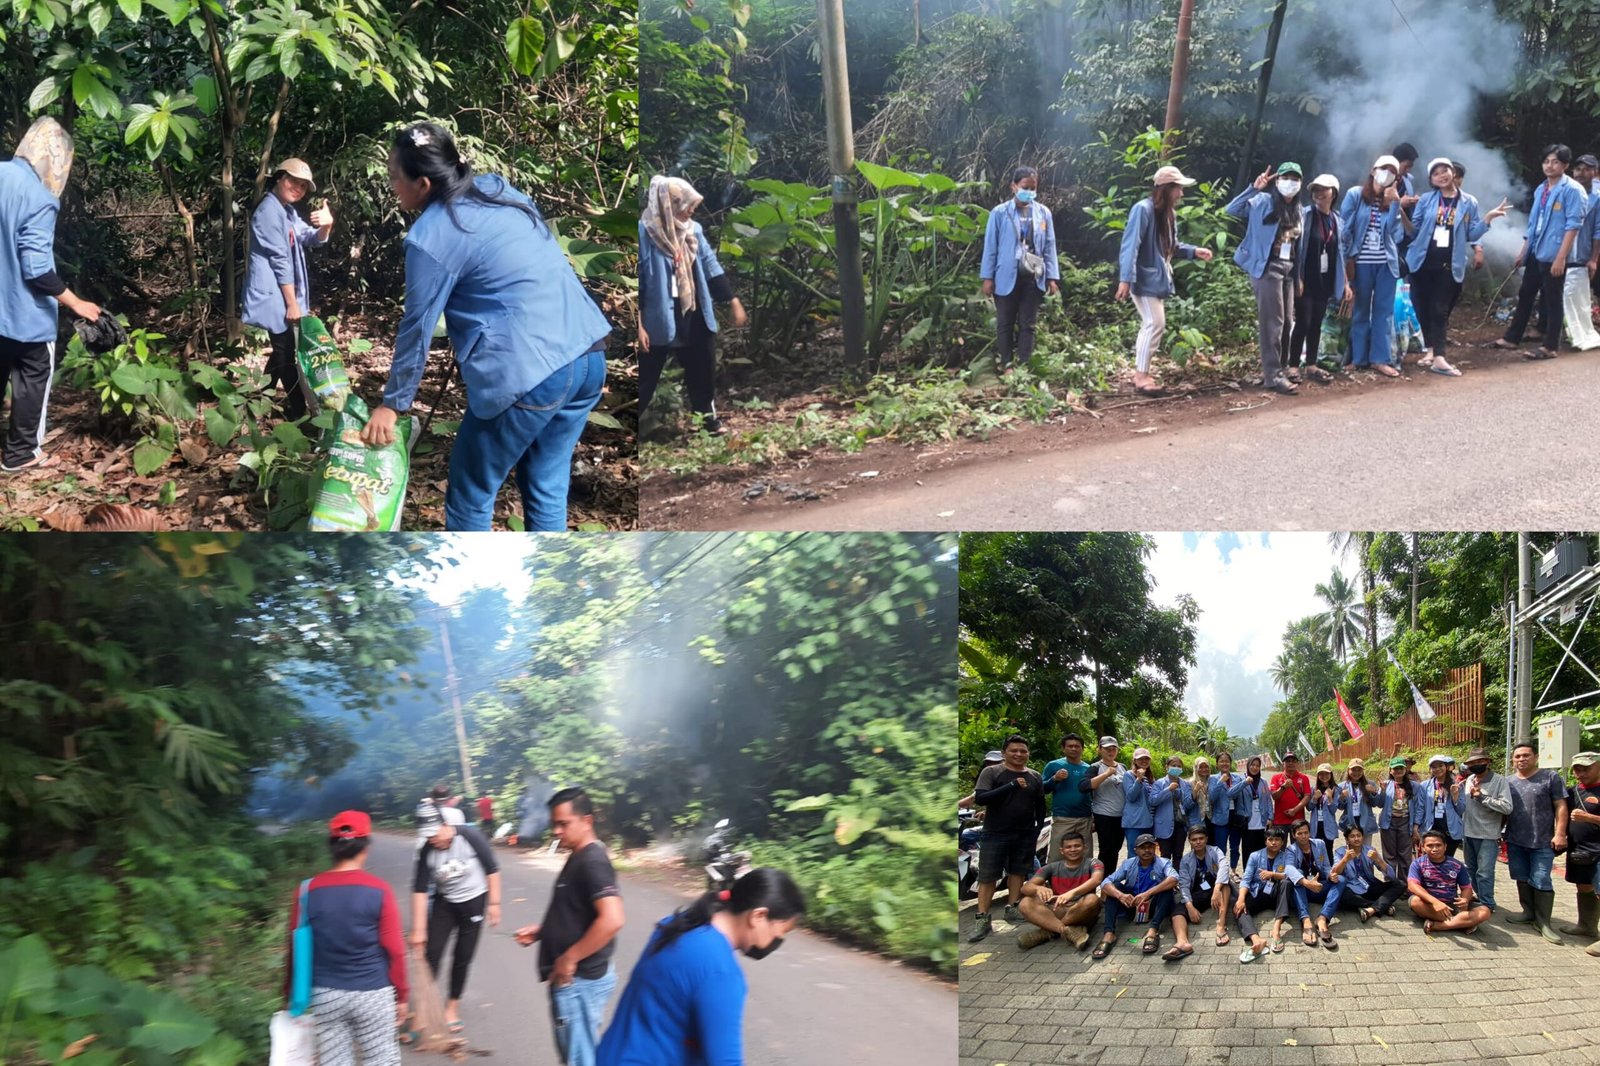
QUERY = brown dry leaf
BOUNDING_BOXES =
[62,1035,98,1058]
[179,440,209,466]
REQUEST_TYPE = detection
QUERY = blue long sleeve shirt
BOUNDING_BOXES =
[597,919,747,1066]
[1241,848,1292,897]
[638,219,725,347]
[1226,187,1304,282]
[1415,778,1467,840]
[1118,197,1197,299]
[1337,779,1381,834]
[1121,772,1155,830]
[1149,777,1192,839]
[981,199,1059,297]
[1338,187,1403,278]
[384,175,611,420]
[241,192,326,335]
[1524,174,1588,264]
[1378,781,1424,831]
[1403,190,1490,282]
[0,157,60,344]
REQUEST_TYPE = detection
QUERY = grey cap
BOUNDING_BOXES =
[1571,751,1600,768]
[1099,736,1120,749]
[983,750,1004,764]
[1576,155,1599,169]
[1134,833,1159,847]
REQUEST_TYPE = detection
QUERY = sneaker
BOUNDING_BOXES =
[1061,924,1089,949]
[1003,905,1021,924]
[1017,927,1057,950]
[967,912,992,943]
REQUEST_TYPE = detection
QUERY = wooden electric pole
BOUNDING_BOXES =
[439,621,476,797]
[817,0,866,372]
[1236,0,1288,192]
[1162,0,1198,156]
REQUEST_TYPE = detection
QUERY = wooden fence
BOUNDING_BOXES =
[1307,663,1487,766]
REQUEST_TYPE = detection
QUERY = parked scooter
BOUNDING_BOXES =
[703,818,753,890]
[957,809,981,900]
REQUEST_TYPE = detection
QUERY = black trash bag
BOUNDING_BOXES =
[74,313,130,353]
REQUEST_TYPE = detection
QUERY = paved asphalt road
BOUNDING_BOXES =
[709,353,1600,531]
[367,830,956,1064]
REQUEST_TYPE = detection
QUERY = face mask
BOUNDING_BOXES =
[744,936,783,960]
[1373,170,1395,189]
[1277,179,1301,197]
[1015,188,1036,204]
[1167,767,1183,779]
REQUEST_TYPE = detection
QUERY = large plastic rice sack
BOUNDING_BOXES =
[307,393,414,531]
[295,315,351,411]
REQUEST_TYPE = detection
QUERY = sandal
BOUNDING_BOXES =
[1302,927,1317,947]
[1091,938,1115,960]
[1423,919,1437,934]
[1134,384,1167,398]
[447,1020,464,1036]
[1320,929,1337,949]
[1489,338,1520,350]
[1141,931,1161,955]
[1307,366,1333,383]
[1429,360,1462,376]
[1270,936,1284,953]
[1376,364,1401,377]
[1239,945,1263,964]
[1358,907,1376,924]
[1162,945,1194,961]
[398,1026,419,1048]
[1268,381,1299,396]
[1215,931,1231,946]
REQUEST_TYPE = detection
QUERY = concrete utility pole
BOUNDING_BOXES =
[1162,0,1198,155]
[816,0,866,371]
[1515,534,1534,743]
[439,621,476,796]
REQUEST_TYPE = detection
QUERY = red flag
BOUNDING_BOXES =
[1335,689,1365,740]
[1322,716,1335,754]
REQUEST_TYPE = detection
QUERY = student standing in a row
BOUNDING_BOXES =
[1339,156,1409,377]
[1042,733,1095,859]
[1227,163,1305,395]
[1561,154,1600,352]
[1115,166,1215,396]
[1405,158,1508,377]
[1088,737,1130,871]
[1287,174,1347,382]
[981,167,1060,372]
[967,735,1045,942]
[1492,144,1589,360]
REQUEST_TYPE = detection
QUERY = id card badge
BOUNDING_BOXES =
[670,274,679,299]
[1433,225,1450,248]
[1199,879,1212,892]
[1319,251,1329,273]
[1279,242,1292,261]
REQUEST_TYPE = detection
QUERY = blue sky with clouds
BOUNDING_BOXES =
[1147,533,1354,739]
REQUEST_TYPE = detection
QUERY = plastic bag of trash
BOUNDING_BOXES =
[1393,283,1423,357]
[1320,306,1350,364]
[307,393,413,532]
[295,315,351,411]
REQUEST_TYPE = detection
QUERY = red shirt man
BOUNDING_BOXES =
[477,795,494,826]
[1269,752,1311,826]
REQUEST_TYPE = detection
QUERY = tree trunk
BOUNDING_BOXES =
[1409,532,1419,630]
[253,77,293,206]
[159,163,206,356]
[201,6,242,342]
[1362,533,1382,718]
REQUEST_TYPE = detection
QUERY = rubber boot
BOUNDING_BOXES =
[1558,890,1599,939]
[1505,881,1536,924]
[1532,889,1565,945]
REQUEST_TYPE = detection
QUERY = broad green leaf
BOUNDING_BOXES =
[132,438,174,476]
[541,25,577,75]
[0,934,57,1007]
[506,16,544,77]
[783,794,833,812]
[191,74,218,115]
[28,76,63,112]
[86,0,112,36]
[110,363,152,395]
[117,0,141,19]
[124,106,155,146]
[856,160,922,192]
[586,411,623,430]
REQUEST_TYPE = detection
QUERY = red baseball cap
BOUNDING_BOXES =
[329,810,372,839]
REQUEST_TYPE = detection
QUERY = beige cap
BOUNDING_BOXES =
[1315,763,1334,776]
[1571,751,1599,768]
[1425,157,1454,176]
[1309,173,1341,193]
[1150,165,1197,187]
[274,157,317,192]
[1373,154,1401,173]
[1347,758,1365,771]
[14,117,74,200]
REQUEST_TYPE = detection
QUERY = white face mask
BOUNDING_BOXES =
[1373,169,1395,189]
[1277,179,1301,197]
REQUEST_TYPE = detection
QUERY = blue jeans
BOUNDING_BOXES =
[549,965,616,1066]
[1209,823,1233,867]
[1102,887,1173,934]
[1124,826,1151,855]
[1463,837,1499,910]
[1506,842,1555,891]
[1293,880,1333,921]
[1349,262,1397,366]
[445,348,606,531]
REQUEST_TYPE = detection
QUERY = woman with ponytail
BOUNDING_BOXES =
[1115,165,1215,397]
[597,868,805,1065]
[359,122,613,531]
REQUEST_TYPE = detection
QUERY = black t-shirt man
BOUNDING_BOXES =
[537,840,622,981]
[1568,780,1600,872]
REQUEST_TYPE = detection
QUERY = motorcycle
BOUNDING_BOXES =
[956,810,981,900]
[702,818,753,890]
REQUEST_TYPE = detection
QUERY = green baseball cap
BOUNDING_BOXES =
[1276,162,1303,178]
[1388,757,1408,769]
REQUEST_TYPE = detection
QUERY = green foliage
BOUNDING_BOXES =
[640,0,758,180]
[60,328,197,477]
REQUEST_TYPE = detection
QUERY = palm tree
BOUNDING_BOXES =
[1269,650,1293,695]
[1328,532,1383,714]
[1312,568,1366,662]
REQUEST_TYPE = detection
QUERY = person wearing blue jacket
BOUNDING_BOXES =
[1305,765,1341,852]
[1492,144,1589,360]
[1206,753,1240,866]
[1327,824,1409,923]
[980,167,1060,372]
[1288,174,1349,382]
[1378,757,1424,872]
[1338,155,1411,376]
[1234,826,1293,963]
[1404,158,1509,377]
[240,157,332,422]
[1227,162,1307,395]
[1228,756,1275,865]
[1337,758,1381,836]
[1115,165,1215,397]
[1170,826,1237,957]
[0,117,103,472]
[1286,820,1337,948]
[638,175,747,436]
[1416,754,1467,858]
[1092,833,1178,960]
[1185,756,1228,851]
[1560,153,1600,351]
[1120,749,1158,854]
[1151,755,1194,862]
[596,868,804,1066]
[360,123,612,532]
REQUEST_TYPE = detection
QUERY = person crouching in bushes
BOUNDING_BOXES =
[1404,157,1508,377]
[637,175,746,436]
[1338,155,1409,377]
[1228,162,1307,394]
[1115,165,1215,397]
[980,166,1060,373]
[1288,174,1349,382]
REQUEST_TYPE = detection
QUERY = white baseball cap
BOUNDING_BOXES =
[1309,173,1340,193]
[1373,154,1401,173]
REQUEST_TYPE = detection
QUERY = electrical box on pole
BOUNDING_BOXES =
[1537,714,1583,772]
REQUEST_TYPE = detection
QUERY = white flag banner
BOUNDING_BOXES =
[1297,731,1317,760]
[1386,648,1437,723]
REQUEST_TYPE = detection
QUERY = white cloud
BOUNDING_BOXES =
[1145,532,1353,737]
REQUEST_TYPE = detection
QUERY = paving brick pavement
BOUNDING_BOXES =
[959,887,1600,1066]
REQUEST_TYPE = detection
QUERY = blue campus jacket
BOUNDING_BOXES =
[1415,778,1467,839]
[1305,786,1342,841]
[1105,855,1178,895]
[1149,778,1193,839]
[0,158,60,344]
[1285,838,1334,885]
[1378,780,1424,831]
[241,191,326,335]
[1524,174,1588,264]
[1337,779,1381,834]
[1176,846,1235,904]
[1338,187,1404,278]
[638,219,724,348]
[384,176,611,420]
[1120,772,1155,830]
[1331,844,1395,896]
[1228,776,1276,829]
[1241,848,1292,897]
[981,199,1060,296]
[1225,188,1305,282]
[1571,178,1600,265]
[1300,204,1348,295]
[1118,197,1198,299]
[1403,190,1490,282]
[1182,775,1230,827]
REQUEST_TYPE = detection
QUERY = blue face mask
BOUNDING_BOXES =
[1167,767,1183,779]
[1015,188,1036,204]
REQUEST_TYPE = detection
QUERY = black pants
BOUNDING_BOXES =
[1290,288,1332,366]
[1240,827,1266,865]
[640,316,715,416]
[1504,257,1565,349]
[1160,826,1186,863]
[1094,813,1124,872]
[266,329,307,421]
[426,892,487,1001]
[1235,885,1290,939]
[993,274,1043,368]
[1410,264,1462,357]
[1340,877,1409,914]
[0,335,56,469]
